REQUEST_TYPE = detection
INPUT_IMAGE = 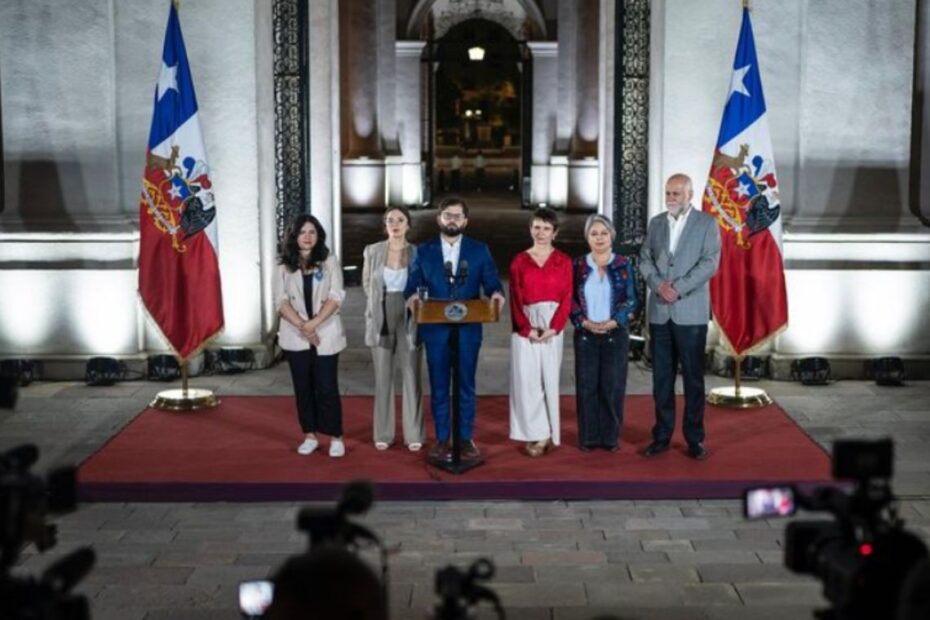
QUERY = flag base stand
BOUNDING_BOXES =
[707,385,772,409]
[150,388,219,411]
[150,361,218,411]
[706,355,773,409]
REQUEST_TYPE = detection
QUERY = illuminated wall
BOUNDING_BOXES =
[0,0,265,364]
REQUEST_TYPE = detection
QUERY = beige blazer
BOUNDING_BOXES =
[274,254,347,355]
[362,240,418,349]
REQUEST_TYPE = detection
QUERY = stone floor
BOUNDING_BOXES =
[4,193,930,619]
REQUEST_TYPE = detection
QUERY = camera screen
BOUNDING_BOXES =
[239,580,274,617]
[744,486,796,519]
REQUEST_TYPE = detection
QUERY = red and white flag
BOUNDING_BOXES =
[138,2,223,360]
[704,7,788,357]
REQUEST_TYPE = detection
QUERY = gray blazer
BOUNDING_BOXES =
[362,240,418,349]
[639,207,721,326]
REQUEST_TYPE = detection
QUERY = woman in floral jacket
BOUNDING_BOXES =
[569,214,638,452]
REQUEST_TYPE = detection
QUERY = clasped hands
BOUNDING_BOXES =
[581,319,619,334]
[657,280,680,304]
[299,318,321,347]
[528,327,558,343]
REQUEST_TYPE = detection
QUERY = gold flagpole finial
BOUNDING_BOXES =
[743,0,751,9]
[172,0,180,10]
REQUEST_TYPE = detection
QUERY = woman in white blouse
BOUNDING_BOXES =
[274,214,348,457]
[362,206,425,451]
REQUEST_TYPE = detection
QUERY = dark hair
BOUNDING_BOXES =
[531,207,560,231]
[266,548,387,620]
[438,196,468,217]
[278,214,330,273]
[384,205,412,229]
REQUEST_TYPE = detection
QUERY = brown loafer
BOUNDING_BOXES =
[461,439,480,460]
[429,441,450,461]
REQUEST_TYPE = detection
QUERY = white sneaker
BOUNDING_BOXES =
[329,439,345,458]
[297,438,319,455]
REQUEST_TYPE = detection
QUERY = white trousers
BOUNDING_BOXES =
[509,302,563,445]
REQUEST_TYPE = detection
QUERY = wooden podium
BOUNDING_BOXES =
[416,298,500,474]
[415,298,501,325]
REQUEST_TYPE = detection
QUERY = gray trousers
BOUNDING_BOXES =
[372,292,425,445]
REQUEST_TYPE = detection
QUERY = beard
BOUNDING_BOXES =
[440,224,462,237]
[666,201,686,217]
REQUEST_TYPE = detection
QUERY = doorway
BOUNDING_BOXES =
[424,19,529,202]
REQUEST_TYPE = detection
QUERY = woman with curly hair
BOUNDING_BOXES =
[274,214,347,457]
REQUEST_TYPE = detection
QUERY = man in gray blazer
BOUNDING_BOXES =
[639,173,721,460]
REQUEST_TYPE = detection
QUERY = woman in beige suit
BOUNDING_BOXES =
[362,206,425,451]
[275,214,348,457]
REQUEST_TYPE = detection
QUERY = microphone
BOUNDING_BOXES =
[459,260,469,281]
[444,260,455,284]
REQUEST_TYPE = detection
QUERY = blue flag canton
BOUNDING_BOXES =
[716,9,768,148]
[147,4,199,149]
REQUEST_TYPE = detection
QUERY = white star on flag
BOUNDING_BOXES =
[168,184,183,199]
[157,62,178,101]
[736,181,751,198]
[728,65,751,101]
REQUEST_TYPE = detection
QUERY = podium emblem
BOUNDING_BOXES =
[443,302,468,322]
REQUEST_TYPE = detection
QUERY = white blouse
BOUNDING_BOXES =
[382,266,408,292]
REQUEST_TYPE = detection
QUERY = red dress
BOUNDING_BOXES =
[508,250,573,337]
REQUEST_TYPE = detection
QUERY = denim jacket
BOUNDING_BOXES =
[569,254,638,330]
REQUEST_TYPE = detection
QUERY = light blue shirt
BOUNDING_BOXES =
[441,236,462,275]
[584,253,613,322]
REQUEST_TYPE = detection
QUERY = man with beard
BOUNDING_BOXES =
[405,197,505,462]
[639,173,720,461]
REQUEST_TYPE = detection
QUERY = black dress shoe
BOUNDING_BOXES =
[429,441,450,461]
[687,443,708,461]
[641,442,670,457]
[461,440,481,460]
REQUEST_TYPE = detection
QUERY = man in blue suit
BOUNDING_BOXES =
[405,197,505,462]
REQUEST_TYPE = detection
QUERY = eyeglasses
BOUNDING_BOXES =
[440,213,465,222]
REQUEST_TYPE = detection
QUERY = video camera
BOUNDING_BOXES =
[239,480,387,618]
[744,439,928,620]
[432,558,505,620]
[0,443,95,620]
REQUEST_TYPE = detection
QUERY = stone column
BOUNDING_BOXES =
[340,0,385,209]
[310,0,341,254]
[389,40,426,206]
[556,1,577,154]
[527,41,558,206]
[568,0,600,209]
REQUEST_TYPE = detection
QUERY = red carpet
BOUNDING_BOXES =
[78,395,832,501]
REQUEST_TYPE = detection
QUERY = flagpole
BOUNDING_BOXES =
[181,360,188,394]
[734,355,742,397]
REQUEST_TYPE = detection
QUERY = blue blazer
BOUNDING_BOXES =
[404,236,503,345]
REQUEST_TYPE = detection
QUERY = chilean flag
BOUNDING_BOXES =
[703,7,788,357]
[138,2,224,360]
